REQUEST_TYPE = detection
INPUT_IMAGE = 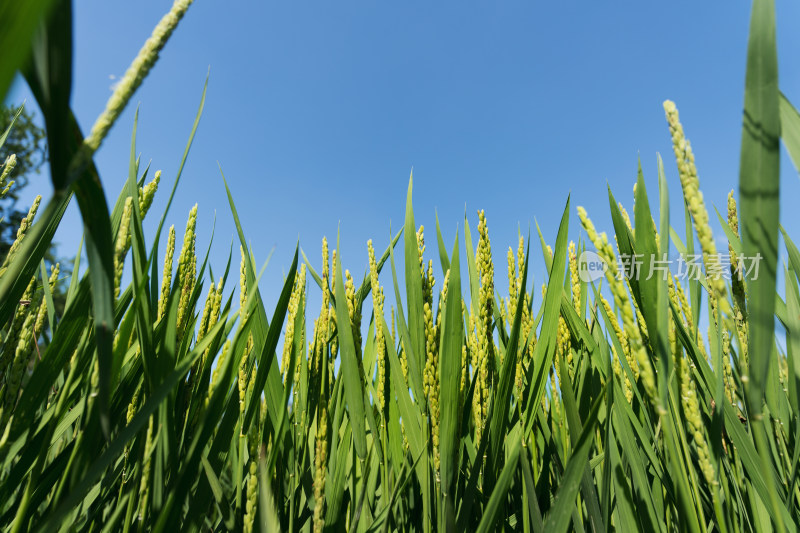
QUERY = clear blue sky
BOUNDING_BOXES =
[7,0,800,322]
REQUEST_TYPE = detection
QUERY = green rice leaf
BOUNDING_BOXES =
[543,393,603,533]
[334,229,367,460]
[475,437,521,533]
[779,92,800,175]
[739,0,780,412]
[437,230,462,532]
[403,173,425,388]
[524,196,570,434]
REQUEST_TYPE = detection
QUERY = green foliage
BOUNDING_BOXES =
[0,0,799,531]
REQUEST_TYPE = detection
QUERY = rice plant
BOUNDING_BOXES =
[1,0,799,531]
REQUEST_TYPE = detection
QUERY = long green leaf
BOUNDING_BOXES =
[438,230,462,532]
[334,229,367,460]
[543,394,604,533]
[739,0,780,411]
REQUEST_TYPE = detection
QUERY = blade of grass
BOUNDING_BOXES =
[333,228,367,460]
[438,230,462,532]
[779,92,800,175]
[739,0,780,412]
[739,2,783,529]
[542,393,603,533]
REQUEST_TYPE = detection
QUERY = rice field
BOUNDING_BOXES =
[1,0,800,531]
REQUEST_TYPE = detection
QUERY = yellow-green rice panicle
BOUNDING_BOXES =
[652,216,661,250]
[507,246,518,329]
[472,209,494,447]
[434,268,448,347]
[507,245,517,298]
[619,202,633,237]
[188,278,219,403]
[47,262,59,292]
[612,346,633,403]
[727,191,740,268]
[626,277,649,343]
[290,266,307,391]
[598,292,634,377]
[522,291,535,359]
[311,238,331,384]
[506,238,525,333]
[368,240,388,412]
[176,204,198,338]
[667,275,680,321]
[312,414,328,532]
[120,170,162,256]
[308,339,321,391]
[669,318,678,361]
[310,317,322,392]
[0,195,41,279]
[425,268,448,472]
[470,312,481,442]
[322,237,330,305]
[345,269,362,350]
[516,292,535,399]
[280,284,296,381]
[196,280,217,344]
[2,312,36,424]
[477,211,494,334]
[81,0,196,158]
[514,236,535,369]
[398,314,409,384]
[320,238,331,337]
[727,191,749,371]
[330,249,337,297]
[677,353,716,485]
[211,278,223,326]
[418,229,434,379]
[0,279,36,378]
[238,246,255,418]
[313,358,330,533]
[674,276,694,332]
[137,415,155,521]
[344,270,366,387]
[158,225,176,320]
[138,169,161,219]
[722,330,735,403]
[244,430,259,533]
[427,260,436,313]
[568,241,581,314]
[126,383,141,427]
[663,100,730,321]
[113,196,133,299]
[329,249,339,362]
[578,205,659,410]
[557,315,572,379]
[0,154,16,198]
[422,267,438,401]
[281,263,305,383]
[416,225,426,279]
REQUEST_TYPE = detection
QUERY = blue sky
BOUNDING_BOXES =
[7,0,800,327]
